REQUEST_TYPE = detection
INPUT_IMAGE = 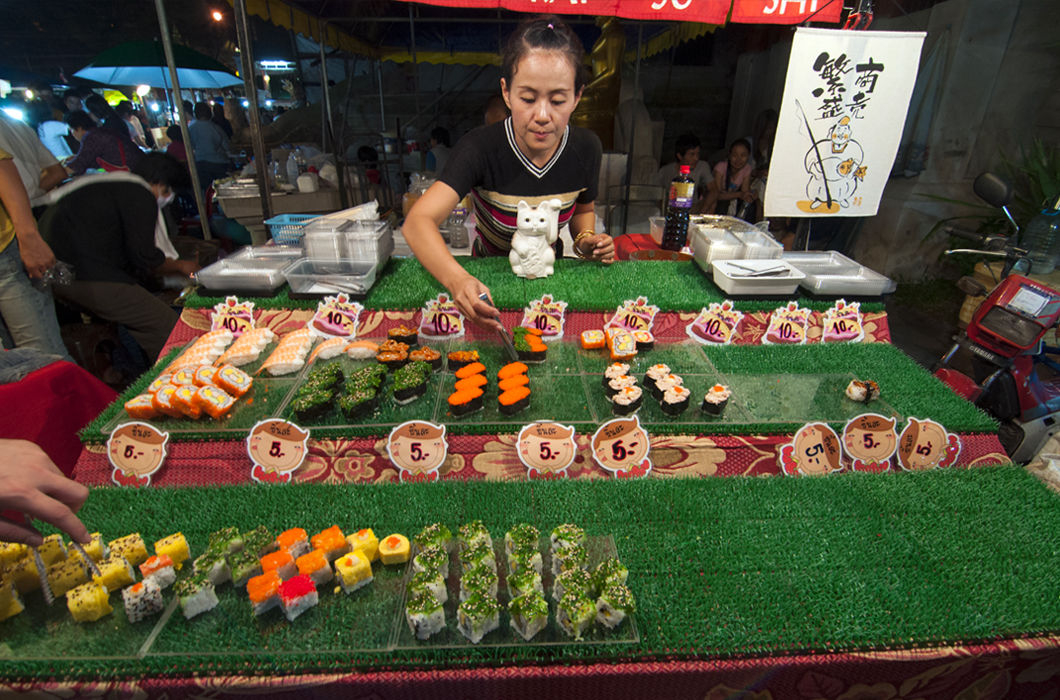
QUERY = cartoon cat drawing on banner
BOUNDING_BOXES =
[510,198,561,279]
[798,113,867,213]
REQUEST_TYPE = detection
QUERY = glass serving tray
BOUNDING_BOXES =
[390,535,638,650]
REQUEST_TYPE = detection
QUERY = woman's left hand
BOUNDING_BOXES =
[578,233,615,264]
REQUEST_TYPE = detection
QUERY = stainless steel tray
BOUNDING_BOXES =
[783,251,896,296]
[195,257,290,294]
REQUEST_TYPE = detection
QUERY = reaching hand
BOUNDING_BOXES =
[0,440,90,545]
[449,276,504,332]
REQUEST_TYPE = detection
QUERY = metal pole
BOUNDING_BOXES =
[620,25,644,237]
[234,0,273,222]
[318,19,348,209]
[153,0,211,240]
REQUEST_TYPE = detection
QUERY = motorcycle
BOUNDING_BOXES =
[932,173,1060,463]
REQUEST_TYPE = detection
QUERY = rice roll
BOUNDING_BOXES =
[457,592,500,644]
[67,581,112,623]
[596,583,636,629]
[295,549,333,587]
[122,578,164,623]
[260,549,297,581]
[246,570,282,616]
[459,520,493,551]
[557,590,596,639]
[175,573,219,619]
[407,569,447,604]
[508,591,549,641]
[406,590,445,640]
[139,554,177,589]
[333,550,374,594]
[414,523,453,552]
[310,525,349,562]
[278,574,319,621]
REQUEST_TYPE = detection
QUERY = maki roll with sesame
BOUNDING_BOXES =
[504,523,538,556]
[457,592,501,644]
[175,574,219,619]
[660,385,692,416]
[702,384,731,416]
[122,578,164,623]
[593,558,629,591]
[458,520,493,550]
[498,385,531,415]
[506,566,544,598]
[596,583,636,629]
[459,539,497,573]
[409,346,442,371]
[339,389,378,421]
[407,568,447,604]
[550,524,586,553]
[447,350,479,372]
[388,324,419,346]
[509,591,549,641]
[193,550,231,586]
[406,590,445,640]
[551,542,588,576]
[413,544,449,578]
[448,388,484,417]
[227,550,262,588]
[460,564,499,602]
[414,523,453,552]
[557,590,596,640]
[554,567,593,602]
[611,385,643,416]
[506,542,543,577]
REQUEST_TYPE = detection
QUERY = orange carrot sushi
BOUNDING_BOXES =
[454,361,486,379]
[448,387,484,416]
[124,394,158,420]
[498,374,529,392]
[498,386,531,415]
[497,362,528,380]
[454,374,488,392]
[580,330,606,350]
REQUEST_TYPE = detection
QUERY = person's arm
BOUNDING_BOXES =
[0,439,90,545]
[64,131,99,176]
[0,159,55,278]
[39,162,66,193]
[570,203,614,263]
[156,257,199,278]
[403,181,501,330]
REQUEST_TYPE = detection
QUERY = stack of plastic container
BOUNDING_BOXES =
[283,213,394,297]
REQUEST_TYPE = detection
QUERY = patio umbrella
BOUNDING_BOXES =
[73,40,242,89]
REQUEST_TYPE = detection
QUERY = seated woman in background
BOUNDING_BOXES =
[701,138,755,220]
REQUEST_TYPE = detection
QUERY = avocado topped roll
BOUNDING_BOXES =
[509,591,549,641]
[406,590,445,640]
[457,592,501,644]
[557,590,596,640]
[596,583,636,629]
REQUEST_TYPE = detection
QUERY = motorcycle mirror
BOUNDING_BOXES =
[973,173,1013,208]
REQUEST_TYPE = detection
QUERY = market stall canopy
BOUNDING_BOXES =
[73,40,243,89]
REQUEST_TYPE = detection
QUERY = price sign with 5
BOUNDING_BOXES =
[517,421,577,479]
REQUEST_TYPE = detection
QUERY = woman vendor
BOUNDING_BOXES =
[403,16,615,328]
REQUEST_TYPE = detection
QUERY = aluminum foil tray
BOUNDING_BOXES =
[783,251,896,297]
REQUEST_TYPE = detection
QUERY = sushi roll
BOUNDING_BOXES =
[392,361,431,404]
[67,581,112,623]
[207,526,243,556]
[459,539,496,573]
[301,363,344,393]
[580,329,606,350]
[247,570,282,616]
[124,394,158,420]
[338,390,378,421]
[506,543,543,577]
[242,526,276,558]
[175,573,220,619]
[289,390,334,423]
[459,564,498,602]
[557,590,596,639]
[193,365,218,387]
[227,550,263,587]
[276,528,310,558]
[508,591,549,641]
[194,385,236,419]
[170,368,196,387]
[92,555,135,592]
[513,329,547,363]
[845,379,880,403]
[139,554,177,589]
[378,534,410,565]
[388,324,419,346]
[310,525,350,562]
[409,346,443,371]
[346,339,380,359]
[633,330,655,352]
[347,528,380,562]
[405,590,445,640]
[643,364,671,394]
[497,362,529,380]
[593,558,629,591]
[122,578,164,623]
[551,542,588,576]
[596,583,636,629]
[602,362,630,388]
[75,533,108,563]
[446,350,479,372]
[607,329,637,361]
[378,339,410,355]
[412,544,449,579]
[46,557,89,598]
[553,567,593,602]
[146,373,173,395]
[213,364,254,397]
[37,534,67,567]
[0,580,24,622]
[454,373,489,392]
[550,524,586,553]
[661,385,691,416]
[260,549,297,580]
[459,520,493,551]
[278,574,319,621]
[504,523,539,557]
[497,374,529,392]
[7,556,41,595]
[454,362,486,380]
[448,388,484,417]
[605,374,637,398]
[701,384,731,416]
[498,386,531,415]
[457,592,501,644]
[407,568,447,604]
[151,385,183,418]
[295,549,334,587]
[259,329,314,377]
[154,532,191,570]
[376,349,409,371]
[651,373,683,401]
[414,523,453,552]
[172,385,203,419]
[193,550,232,587]
[507,566,544,599]
[611,385,643,416]
[333,550,373,594]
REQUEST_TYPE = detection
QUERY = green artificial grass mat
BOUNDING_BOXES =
[6,466,1060,681]
[80,339,996,444]
[185,258,887,314]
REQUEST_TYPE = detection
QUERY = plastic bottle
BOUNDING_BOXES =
[285,150,301,187]
[1026,194,1060,275]
[662,165,695,251]
[271,159,287,189]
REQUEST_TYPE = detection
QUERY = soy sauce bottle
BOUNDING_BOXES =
[662,165,695,251]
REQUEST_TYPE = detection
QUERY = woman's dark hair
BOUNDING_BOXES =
[166,124,183,143]
[132,152,189,189]
[729,138,751,154]
[83,94,112,121]
[431,127,450,147]
[501,15,588,94]
[64,110,95,131]
[115,100,134,117]
[357,145,378,165]
[674,133,701,159]
[193,102,213,121]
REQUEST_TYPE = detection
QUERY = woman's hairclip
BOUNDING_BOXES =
[547,22,554,30]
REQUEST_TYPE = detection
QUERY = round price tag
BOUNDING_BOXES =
[517,421,577,479]
[896,417,961,471]
[779,422,843,476]
[107,422,170,487]
[247,419,310,484]
[387,420,448,482]
[590,416,652,478]
[842,413,898,472]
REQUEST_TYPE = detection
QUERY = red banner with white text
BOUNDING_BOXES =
[729,0,842,24]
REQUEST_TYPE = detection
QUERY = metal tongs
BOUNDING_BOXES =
[479,293,518,360]
[725,261,790,278]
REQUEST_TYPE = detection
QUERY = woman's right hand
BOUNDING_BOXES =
[450,275,504,332]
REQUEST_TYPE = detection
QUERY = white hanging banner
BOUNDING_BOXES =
[765,28,925,218]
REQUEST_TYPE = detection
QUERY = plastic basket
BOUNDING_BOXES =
[264,214,319,245]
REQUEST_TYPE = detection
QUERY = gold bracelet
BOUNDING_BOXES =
[573,230,594,259]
